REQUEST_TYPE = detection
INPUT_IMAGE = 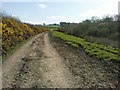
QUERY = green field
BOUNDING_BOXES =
[45,25,60,31]
[52,31,120,62]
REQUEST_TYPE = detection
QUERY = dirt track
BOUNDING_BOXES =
[2,32,76,88]
[2,32,119,88]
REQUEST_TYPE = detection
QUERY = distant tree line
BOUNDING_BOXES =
[59,15,119,41]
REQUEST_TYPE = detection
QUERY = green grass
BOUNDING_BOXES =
[66,41,79,48]
[49,25,60,28]
[45,25,61,31]
[52,31,120,62]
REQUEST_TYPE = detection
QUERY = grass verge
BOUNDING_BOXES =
[2,34,37,61]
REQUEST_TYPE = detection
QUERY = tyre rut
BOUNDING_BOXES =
[2,32,76,88]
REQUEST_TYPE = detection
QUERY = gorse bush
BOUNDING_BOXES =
[2,16,49,55]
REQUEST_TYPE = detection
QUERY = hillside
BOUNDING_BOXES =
[59,16,119,47]
[2,16,49,58]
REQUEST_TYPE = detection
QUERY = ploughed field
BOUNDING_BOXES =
[2,31,119,88]
[52,31,120,62]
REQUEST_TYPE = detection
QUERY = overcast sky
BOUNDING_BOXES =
[2,0,119,24]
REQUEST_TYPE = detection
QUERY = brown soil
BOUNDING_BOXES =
[2,32,119,88]
[49,32,119,88]
[2,32,75,88]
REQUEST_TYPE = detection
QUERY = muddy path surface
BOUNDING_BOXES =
[2,32,119,88]
[2,32,76,88]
